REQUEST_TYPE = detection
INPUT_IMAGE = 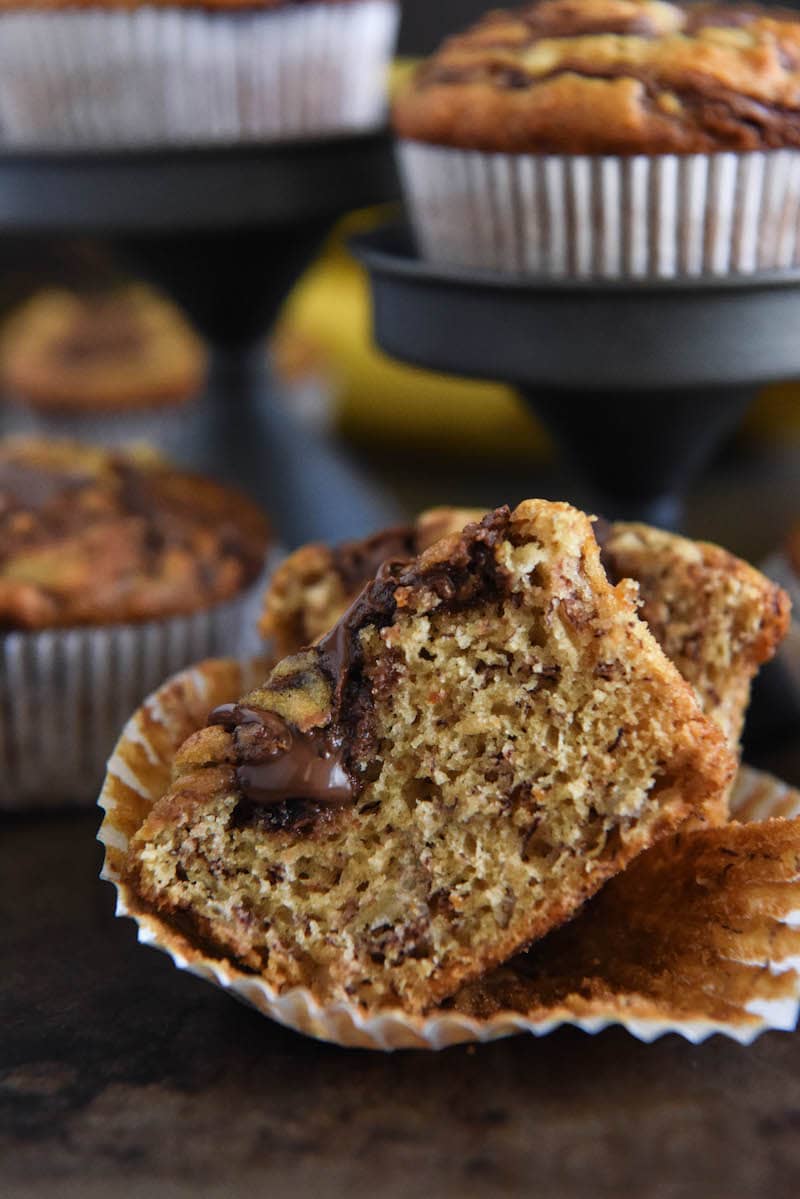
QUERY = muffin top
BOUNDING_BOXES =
[0,438,270,630]
[393,1,800,154]
[0,286,206,415]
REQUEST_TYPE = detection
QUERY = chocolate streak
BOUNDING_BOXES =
[209,703,353,806]
[210,508,515,818]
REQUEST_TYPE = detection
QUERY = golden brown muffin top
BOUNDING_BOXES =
[393,1,800,154]
[0,438,270,630]
[0,286,206,415]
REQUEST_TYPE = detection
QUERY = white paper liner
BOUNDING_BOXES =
[0,2,399,149]
[0,393,213,464]
[97,657,800,1050]
[398,142,800,279]
[1,561,278,811]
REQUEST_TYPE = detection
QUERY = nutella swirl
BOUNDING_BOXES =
[208,703,354,808]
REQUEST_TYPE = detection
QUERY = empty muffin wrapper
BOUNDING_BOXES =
[398,142,800,279]
[1,561,278,811]
[98,657,800,1051]
[0,1,399,148]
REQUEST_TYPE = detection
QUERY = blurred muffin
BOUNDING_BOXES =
[0,285,208,453]
[0,0,399,147]
[0,437,272,808]
[393,1,800,276]
[1,285,205,415]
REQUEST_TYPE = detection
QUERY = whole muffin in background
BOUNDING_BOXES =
[0,286,207,454]
[393,0,800,276]
[0,437,272,808]
[0,0,399,148]
[0,285,205,416]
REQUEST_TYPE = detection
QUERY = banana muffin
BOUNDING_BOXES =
[0,437,269,629]
[394,1,800,155]
[1,286,205,416]
[0,437,271,808]
[127,501,733,1013]
[261,507,789,753]
[393,1,800,275]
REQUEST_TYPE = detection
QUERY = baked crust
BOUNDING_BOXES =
[0,286,206,415]
[393,1,800,154]
[0,438,270,629]
[261,506,789,754]
[127,500,734,1014]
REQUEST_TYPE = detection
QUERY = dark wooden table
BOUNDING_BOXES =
[3,439,800,1199]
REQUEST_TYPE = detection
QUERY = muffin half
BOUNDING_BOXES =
[127,501,733,1012]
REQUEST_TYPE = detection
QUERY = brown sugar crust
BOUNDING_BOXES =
[261,506,789,755]
[127,500,734,1014]
[0,286,206,415]
[454,817,800,1026]
[393,1,800,154]
[0,438,270,630]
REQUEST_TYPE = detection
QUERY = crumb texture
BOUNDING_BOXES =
[129,501,733,1014]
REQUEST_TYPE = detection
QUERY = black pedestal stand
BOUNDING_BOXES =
[0,135,401,544]
[353,223,800,526]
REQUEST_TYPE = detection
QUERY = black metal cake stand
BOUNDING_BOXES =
[0,134,402,544]
[352,221,800,527]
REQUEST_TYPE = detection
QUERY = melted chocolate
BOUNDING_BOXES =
[209,702,354,808]
[210,508,515,819]
[331,525,416,592]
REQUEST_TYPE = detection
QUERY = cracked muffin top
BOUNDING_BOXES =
[393,1,800,154]
[0,438,270,630]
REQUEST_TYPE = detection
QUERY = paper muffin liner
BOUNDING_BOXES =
[0,561,278,811]
[398,142,800,279]
[98,656,800,1051]
[0,394,214,466]
[0,1,399,149]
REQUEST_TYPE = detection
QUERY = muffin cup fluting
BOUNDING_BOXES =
[1,565,274,810]
[398,142,800,279]
[0,2,399,148]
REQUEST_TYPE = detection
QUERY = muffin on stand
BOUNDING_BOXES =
[0,285,209,460]
[394,0,800,277]
[0,0,400,147]
[0,436,272,808]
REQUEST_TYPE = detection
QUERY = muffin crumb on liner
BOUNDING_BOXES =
[98,657,800,1050]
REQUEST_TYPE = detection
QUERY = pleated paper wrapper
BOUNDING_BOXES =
[0,1,398,148]
[1,565,276,811]
[398,142,800,279]
[98,656,800,1051]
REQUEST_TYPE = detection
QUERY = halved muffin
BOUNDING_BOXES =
[261,507,789,754]
[127,501,733,1013]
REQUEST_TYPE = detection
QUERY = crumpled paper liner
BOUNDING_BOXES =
[1,564,275,811]
[98,657,800,1050]
[0,2,398,149]
[398,142,800,279]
